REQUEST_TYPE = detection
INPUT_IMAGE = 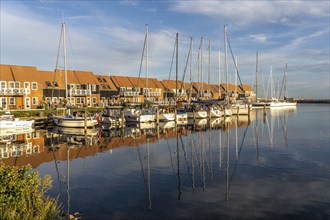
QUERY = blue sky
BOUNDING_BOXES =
[1,0,329,99]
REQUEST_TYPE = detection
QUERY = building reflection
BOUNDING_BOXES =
[0,111,257,169]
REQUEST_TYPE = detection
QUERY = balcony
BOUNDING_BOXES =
[69,89,91,96]
[144,91,161,97]
[0,88,30,96]
[119,91,140,96]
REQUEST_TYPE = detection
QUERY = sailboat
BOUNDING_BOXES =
[124,24,156,123]
[269,64,297,108]
[51,19,98,128]
[186,37,208,119]
[252,52,270,109]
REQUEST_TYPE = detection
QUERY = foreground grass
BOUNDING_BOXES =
[0,163,62,220]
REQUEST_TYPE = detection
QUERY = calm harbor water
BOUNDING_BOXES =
[2,104,329,219]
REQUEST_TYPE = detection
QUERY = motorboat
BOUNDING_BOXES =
[124,107,155,123]
[0,111,35,129]
[99,106,124,125]
[52,114,98,128]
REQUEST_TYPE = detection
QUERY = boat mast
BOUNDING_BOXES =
[255,52,258,101]
[63,20,68,101]
[208,39,211,99]
[189,37,193,102]
[235,56,238,97]
[176,33,178,104]
[224,25,229,102]
[146,24,149,101]
[218,50,221,98]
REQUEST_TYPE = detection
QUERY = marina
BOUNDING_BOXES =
[0,104,329,219]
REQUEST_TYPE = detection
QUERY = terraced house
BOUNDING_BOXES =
[0,65,43,110]
[0,64,255,110]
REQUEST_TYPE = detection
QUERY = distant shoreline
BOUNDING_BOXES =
[295,99,330,104]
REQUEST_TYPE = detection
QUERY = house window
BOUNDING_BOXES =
[32,97,38,105]
[120,87,126,92]
[53,81,59,87]
[106,85,111,89]
[0,81,6,88]
[101,84,106,89]
[32,82,37,90]
[0,98,7,109]
[97,77,102,82]
[26,143,32,155]
[76,84,81,89]
[8,81,14,88]
[70,84,75,89]
[76,97,85,104]
[102,78,107,82]
[34,145,39,153]
[33,132,39,139]
[68,97,75,104]
[92,97,97,104]
[24,82,30,89]
[9,97,15,105]
[92,85,97,92]
[26,133,32,140]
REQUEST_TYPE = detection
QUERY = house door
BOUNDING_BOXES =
[0,97,7,110]
[25,97,31,109]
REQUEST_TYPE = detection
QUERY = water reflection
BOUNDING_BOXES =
[1,106,329,219]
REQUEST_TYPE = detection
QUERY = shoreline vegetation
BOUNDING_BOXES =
[0,163,63,220]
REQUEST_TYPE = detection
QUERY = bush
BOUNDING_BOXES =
[0,163,62,220]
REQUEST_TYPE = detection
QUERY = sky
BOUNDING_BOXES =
[1,0,329,99]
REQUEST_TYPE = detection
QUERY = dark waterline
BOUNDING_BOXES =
[7,104,330,219]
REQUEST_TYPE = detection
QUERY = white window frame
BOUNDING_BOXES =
[0,97,7,109]
[26,143,32,155]
[0,81,6,89]
[92,85,97,92]
[24,82,30,89]
[32,82,38,90]
[92,97,97,104]
[8,81,15,88]
[9,97,15,106]
[25,97,31,109]
[32,97,38,105]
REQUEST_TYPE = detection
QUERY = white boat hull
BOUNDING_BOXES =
[269,102,297,108]
[187,110,208,119]
[53,116,98,128]
[100,116,123,125]
[0,120,34,129]
[124,109,155,123]
[210,108,222,118]
[159,113,175,121]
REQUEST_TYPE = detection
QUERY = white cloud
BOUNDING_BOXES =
[170,1,329,26]
[249,34,267,43]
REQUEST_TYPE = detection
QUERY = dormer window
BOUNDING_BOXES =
[97,77,102,82]
[106,85,111,89]
[53,81,59,87]
[102,78,107,82]
[46,81,52,87]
